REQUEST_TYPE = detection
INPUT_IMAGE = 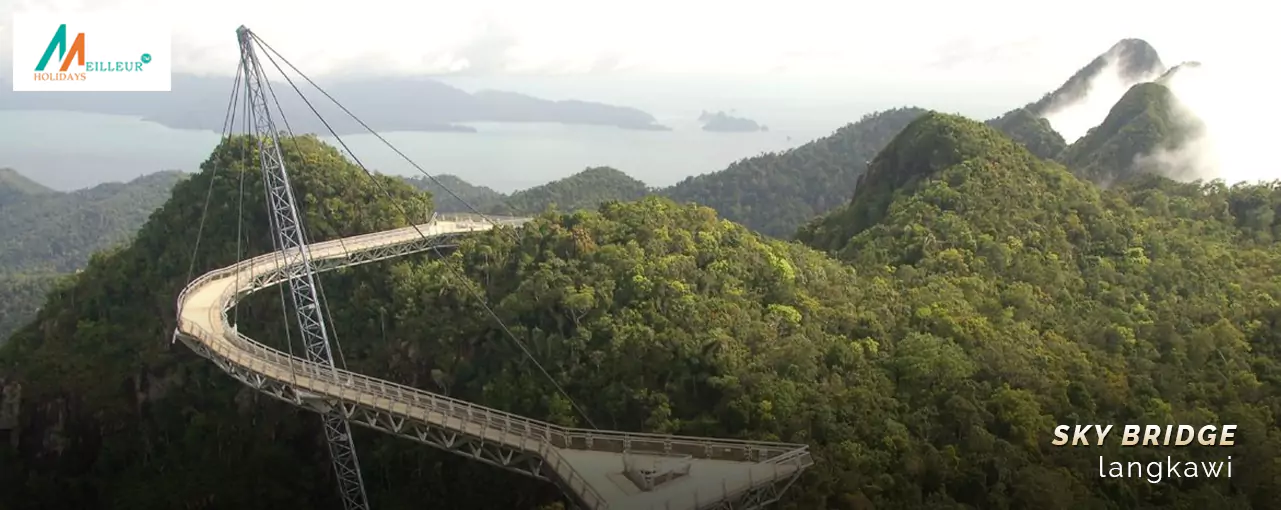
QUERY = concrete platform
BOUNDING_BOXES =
[558,449,803,510]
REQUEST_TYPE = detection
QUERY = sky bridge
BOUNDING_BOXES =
[171,24,812,510]
[173,216,812,509]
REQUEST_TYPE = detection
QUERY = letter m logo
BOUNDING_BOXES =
[35,24,85,72]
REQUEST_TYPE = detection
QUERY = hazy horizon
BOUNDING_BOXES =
[3,0,1277,191]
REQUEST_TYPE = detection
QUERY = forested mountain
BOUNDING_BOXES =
[0,274,62,348]
[413,39,1177,240]
[1060,82,1202,185]
[0,168,54,204]
[404,174,506,213]
[489,166,650,215]
[0,170,186,341]
[6,112,1281,509]
[409,167,651,216]
[985,107,1069,160]
[409,108,931,237]
[984,38,1166,160]
[0,171,187,274]
[798,113,1281,507]
[661,107,930,237]
[1028,38,1166,117]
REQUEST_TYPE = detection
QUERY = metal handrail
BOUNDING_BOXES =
[175,217,810,510]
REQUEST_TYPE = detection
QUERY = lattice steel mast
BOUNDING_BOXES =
[236,26,371,510]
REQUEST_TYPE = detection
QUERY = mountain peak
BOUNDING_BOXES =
[1105,38,1164,82]
[1030,38,1166,117]
[490,166,650,215]
[0,168,54,206]
[1059,81,1203,184]
[797,112,1052,251]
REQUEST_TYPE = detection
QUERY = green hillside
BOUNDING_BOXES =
[489,166,650,215]
[983,38,1166,161]
[0,168,54,204]
[0,171,187,274]
[0,273,62,348]
[799,113,1281,507]
[1060,82,1202,184]
[985,107,1068,160]
[418,108,931,238]
[661,107,929,237]
[0,134,450,509]
[5,117,1281,509]
[404,174,505,213]
[0,170,186,342]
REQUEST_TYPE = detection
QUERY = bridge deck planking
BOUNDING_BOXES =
[176,216,811,509]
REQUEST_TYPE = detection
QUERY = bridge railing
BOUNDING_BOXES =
[178,313,609,508]
[182,219,813,460]
[175,217,809,509]
[435,213,530,226]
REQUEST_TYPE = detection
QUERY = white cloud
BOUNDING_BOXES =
[0,0,1271,82]
[1044,59,1163,144]
[1140,61,1281,185]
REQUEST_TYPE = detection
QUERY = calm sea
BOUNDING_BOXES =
[0,110,831,192]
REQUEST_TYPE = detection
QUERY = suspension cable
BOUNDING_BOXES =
[236,58,305,377]
[254,53,353,372]
[251,32,598,429]
[182,63,244,302]
[226,64,247,328]
[249,34,512,235]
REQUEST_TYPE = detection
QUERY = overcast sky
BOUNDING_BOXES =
[3,0,1277,126]
[2,0,1271,81]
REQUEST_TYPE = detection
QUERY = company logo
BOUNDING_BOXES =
[35,25,85,73]
[13,13,171,92]
[32,24,153,83]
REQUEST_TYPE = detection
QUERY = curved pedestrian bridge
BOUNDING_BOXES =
[173,214,813,509]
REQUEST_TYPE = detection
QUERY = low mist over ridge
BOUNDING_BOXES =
[978,37,1274,186]
[1039,39,1167,143]
[1148,62,1277,184]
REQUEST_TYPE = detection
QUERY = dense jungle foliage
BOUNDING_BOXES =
[985,108,1068,161]
[662,107,930,238]
[799,114,1281,508]
[405,174,505,213]
[0,170,186,341]
[1059,83,1202,185]
[408,108,936,239]
[4,109,1281,509]
[0,168,54,204]
[3,36,1277,510]
[0,273,61,347]
[0,171,186,274]
[490,166,650,215]
[0,105,938,340]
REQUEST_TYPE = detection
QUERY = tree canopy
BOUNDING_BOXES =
[0,170,186,341]
[1060,82,1203,185]
[662,107,930,237]
[4,114,1281,509]
[490,166,650,215]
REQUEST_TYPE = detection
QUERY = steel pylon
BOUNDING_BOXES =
[235,25,372,510]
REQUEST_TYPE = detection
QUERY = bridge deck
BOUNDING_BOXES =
[175,215,812,509]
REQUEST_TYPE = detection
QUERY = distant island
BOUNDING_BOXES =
[0,73,671,134]
[698,111,767,132]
